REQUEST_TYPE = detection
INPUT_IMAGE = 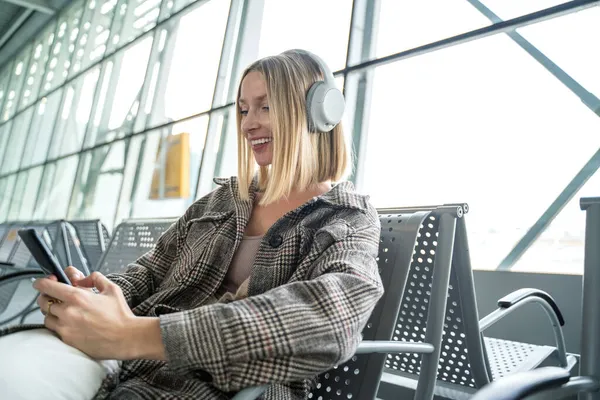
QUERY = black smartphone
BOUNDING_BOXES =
[17,228,72,285]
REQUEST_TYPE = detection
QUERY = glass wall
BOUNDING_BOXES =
[0,0,597,275]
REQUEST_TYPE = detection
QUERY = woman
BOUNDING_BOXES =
[0,49,383,399]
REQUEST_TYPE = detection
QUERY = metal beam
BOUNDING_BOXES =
[0,0,55,14]
[4,0,594,138]
[498,147,600,269]
[196,0,247,200]
[0,9,33,50]
[345,0,380,189]
[467,0,600,117]
[342,0,600,75]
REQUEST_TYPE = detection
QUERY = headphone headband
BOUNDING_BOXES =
[305,51,336,87]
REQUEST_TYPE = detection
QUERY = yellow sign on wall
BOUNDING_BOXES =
[150,132,190,199]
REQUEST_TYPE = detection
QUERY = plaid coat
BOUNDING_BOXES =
[3,177,383,399]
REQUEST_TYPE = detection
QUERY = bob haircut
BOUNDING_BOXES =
[236,49,351,205]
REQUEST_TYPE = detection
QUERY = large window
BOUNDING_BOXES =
[21,90,63,168]
[257,0,353,71]
[376,0,490,58]
[120,115,208,219]
[33,156,79,220]
[48,67,100,158]
[0,108,34,173]
[1,46,32,121]
[364,30,600,272]
[0,0,596,275]
[67,142,127,229]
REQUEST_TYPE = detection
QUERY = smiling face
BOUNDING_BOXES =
[238,71,273,167]
[235,50,350,206]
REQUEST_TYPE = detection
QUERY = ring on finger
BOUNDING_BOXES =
[46,299,56,316]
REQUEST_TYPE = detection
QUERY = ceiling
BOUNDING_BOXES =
[0,0,70,67]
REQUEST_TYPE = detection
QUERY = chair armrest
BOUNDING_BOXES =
[355,340,434,354]
[231,340,435,400]
[230,385,270,400]
[0,269,46,288]
[498,288,565,326]
[480,288,569,367]
[471,367,570,400]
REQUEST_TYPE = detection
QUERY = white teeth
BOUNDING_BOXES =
[250,137,272,146]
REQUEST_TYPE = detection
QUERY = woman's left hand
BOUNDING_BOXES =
[34,272,141,360]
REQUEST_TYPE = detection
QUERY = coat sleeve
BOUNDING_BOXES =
[158,220,383,392]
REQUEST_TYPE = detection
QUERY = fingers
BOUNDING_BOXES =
[77,272,113,293]
[64,266,85,282]
[37,293,51,313]
[37,294,65,316]
[33,278,76,303]
[44,313,59,333]
[75,273,96,288]
[45,300,66,319]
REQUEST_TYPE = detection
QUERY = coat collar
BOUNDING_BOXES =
[212,176,370,213]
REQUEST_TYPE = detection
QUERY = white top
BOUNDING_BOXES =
[220,235,263,296]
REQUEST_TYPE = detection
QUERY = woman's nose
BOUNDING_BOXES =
[242,112,260,132]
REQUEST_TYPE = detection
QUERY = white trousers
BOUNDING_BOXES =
[0,329,120,400]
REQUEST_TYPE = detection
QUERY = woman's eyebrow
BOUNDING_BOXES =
[238,94,267,104]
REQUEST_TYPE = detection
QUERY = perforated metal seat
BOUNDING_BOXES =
[96,218,177,275]
[9,222,58,269]
[0,222,28,263]
[379,205,576,400]
[484,338,557,381]
[0,220,62,323]
[0,218,176,326]
[66,219,112,272]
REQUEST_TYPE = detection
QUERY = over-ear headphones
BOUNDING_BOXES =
[304,51,345,133]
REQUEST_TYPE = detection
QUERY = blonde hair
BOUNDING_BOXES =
[236,49,350,205]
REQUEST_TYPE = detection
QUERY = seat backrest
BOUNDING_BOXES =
[9,221,59,269]
[0,223,11,247]
[384,208,493,393]
[67,220,112,273]
[96,218,177,275]
[306,211,429,400]
[0,222,26,262]
[0,220,61,315]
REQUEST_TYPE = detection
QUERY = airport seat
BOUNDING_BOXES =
[15,219,111,322]
[65,219,112,273]
[470,196,600,400]
[236,203,576,400]
[94,218,176,275]
[375,204,577,400]
[0,222,13,251]
[0,220,63,325]
[232,206,460,400]
[0,221,30,266]
[0,218,176,326]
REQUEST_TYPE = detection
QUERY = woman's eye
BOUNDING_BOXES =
[240,110,248,116]
[262,106,270,111]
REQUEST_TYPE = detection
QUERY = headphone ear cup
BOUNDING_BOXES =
[306,81,345,133]
[306,81,324,133]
